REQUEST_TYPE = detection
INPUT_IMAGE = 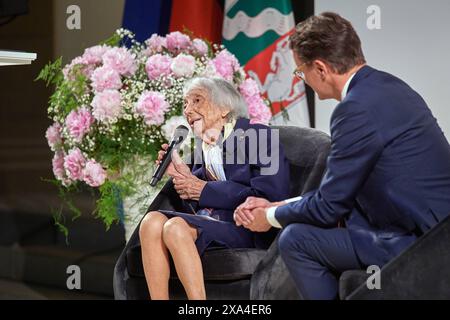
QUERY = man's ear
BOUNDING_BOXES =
[313,59,330,81]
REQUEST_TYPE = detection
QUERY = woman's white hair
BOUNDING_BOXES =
[183,77,249,120]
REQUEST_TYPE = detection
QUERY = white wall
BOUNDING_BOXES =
[314,0,450,140]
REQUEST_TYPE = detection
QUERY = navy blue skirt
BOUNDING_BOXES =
[158,210,258,256]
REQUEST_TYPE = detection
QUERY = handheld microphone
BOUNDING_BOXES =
[150,124,189,187]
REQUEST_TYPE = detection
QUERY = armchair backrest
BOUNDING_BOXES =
[273,126,331,197]
[249,126,331,300]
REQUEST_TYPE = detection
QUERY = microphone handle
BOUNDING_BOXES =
[150,140,177,187]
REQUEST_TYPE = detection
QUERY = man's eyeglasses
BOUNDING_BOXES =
[293,62,307,80]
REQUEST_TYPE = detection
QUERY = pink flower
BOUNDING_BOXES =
[170,54,196,78]
[192,39,208,56]
[145,34,167,54]
[246,96,272,125]
[66,56,86,66]
[63,57,83,80]
[135,91,169,126]
[102,47,137,76]
[91,65,122,92]
[238,78,270,124]
[211,50,240,81]
[52,151,72,185]
[91,89,122,123]
[83,45,108,65]
[166,31,191,53]
[145,54,172,80]
[46,122,62,151]
[249,108,272,125]
[82,65,96,79]
[239,78,261,98]
[83,160,107,187]
[65,107,94,143]
[63,56,96,80]
[64,148,86,181]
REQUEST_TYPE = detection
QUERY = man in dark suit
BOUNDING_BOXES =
[234,12,450,299]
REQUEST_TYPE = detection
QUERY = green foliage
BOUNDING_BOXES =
[95,181,124,230]
[52,79,87,119]
[35,56,63,87]
[37,55,90,124]
[53,213,69,243]
[91,121,162,171]
[100,33,122,47]
[42,177,84,242]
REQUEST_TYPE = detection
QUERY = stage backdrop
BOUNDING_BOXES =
[122,0,311,127]
[314,0,450,140]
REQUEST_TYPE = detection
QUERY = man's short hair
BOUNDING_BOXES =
[289,12,366,74]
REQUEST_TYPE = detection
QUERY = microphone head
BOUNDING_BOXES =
[172,124,189,145]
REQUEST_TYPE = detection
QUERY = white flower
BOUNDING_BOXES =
[161,116,193,151]
[170,54,196,78]
[199,63,219,78]
[161,116,189,141]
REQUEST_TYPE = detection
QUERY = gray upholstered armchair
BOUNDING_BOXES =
[113,126,331,300]
[339,214,450,300]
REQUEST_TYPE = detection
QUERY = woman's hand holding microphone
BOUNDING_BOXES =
[156,144,206,201]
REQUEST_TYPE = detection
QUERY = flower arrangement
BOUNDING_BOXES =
[37,29,272,235]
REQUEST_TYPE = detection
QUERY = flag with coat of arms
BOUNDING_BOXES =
[222,0,310,127]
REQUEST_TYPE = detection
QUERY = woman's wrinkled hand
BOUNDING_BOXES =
[170,150,207,201]
[155,144,178,178]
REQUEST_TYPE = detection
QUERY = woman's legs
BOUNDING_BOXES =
[139,211,170,300]
[162,217,206,300]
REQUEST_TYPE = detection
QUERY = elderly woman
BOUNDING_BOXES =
[139,77,290,300]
